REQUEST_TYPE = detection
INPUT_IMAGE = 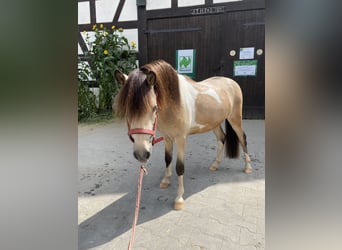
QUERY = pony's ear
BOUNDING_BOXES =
[140,67,156,86]
[114,70,127,85]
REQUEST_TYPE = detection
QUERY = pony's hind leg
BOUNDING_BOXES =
[160,136,173,188]
[240,131,252,174]
[209,125,225,171]
[174,136,186,210]
[227,117,252,173]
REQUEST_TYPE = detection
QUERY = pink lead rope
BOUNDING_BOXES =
[127,112,163,249]
[127,165,147,250]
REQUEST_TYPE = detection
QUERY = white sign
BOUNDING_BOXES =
[233,60,258,76]
[177,49,194,74]
[234,65,257,76]
[239,47,255,59]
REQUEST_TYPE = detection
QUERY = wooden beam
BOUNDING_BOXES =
[78,21,138,31]
[137,5,148,65]
[144,27,201,34]
[171,0,177,9]
[113,0,126,23]
[146,0,265,19]
[78,32,88,54]
[89,0,96,24]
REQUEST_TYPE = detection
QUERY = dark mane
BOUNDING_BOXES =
[114,69,151,120]
[114,60,180,120]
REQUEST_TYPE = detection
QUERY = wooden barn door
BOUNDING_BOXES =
[146,14,224,81]
[222,10,265,119]
[145,9,264,118]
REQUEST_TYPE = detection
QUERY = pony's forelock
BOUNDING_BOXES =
[114,69,153,120]
[114,60,180,120]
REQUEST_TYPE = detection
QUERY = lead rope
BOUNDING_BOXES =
[128,165,147,250]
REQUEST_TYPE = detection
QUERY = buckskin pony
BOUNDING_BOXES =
[114,59,252,210]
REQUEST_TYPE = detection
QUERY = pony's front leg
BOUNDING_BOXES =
[160,137,173,188]
[174,136,186,210]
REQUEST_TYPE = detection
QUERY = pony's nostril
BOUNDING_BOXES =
[133,151,139,160]
[145,151,150,160]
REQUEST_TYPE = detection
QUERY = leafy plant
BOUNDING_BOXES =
[78,81,97,121]
[78,58,97,120]
[78,24,137,121]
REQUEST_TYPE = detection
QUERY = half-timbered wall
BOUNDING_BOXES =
[78,0,139,56]
[78,0,265,118]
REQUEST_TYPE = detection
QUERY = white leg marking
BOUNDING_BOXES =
[244,152,252,173]
[160,164,172,188]
[174,175,184,210]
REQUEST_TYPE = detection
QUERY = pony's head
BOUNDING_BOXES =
[114,60,180,163]
[114,68,157,162]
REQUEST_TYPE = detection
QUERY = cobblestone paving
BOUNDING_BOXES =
[78,120,264,250]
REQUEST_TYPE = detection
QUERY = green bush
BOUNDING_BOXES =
[78,24,137,121]
[78,81,97,121]
[78,58,97,121]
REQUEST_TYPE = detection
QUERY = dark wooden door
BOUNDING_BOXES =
[222,10,265,119]
[146,14,224,81]
[146,10,264,118]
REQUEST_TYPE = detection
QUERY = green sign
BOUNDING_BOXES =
[176,49,196,79]
[233,60,258,76]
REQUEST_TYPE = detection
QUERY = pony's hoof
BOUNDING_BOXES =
[174,201,184,210]
[160,182,170,189]
[244,167,252,174]
[209,165,218,171]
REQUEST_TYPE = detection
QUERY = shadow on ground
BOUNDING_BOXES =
[78,121,264,249]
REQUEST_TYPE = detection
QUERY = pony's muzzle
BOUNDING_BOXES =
[133,149,151,162]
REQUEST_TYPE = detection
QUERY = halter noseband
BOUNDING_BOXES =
[127,113,164,146]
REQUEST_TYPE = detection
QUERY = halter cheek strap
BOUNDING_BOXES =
[127,114,164,146]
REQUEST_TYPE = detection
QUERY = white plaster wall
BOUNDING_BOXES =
[78,2,90,24]
[78,44,83,54]
[119,0,138,21]
[178,0,205,7]
[146,0,171,10]
[95,0,119,23]
[122,29,139,50]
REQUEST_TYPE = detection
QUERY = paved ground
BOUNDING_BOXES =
[78,120,265,250]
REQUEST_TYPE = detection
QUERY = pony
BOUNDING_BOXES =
[114,59,252,210]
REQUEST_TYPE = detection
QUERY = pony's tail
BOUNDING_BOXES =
[225,119,240,158]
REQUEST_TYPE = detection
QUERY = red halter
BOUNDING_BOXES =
[127,113,164,146]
